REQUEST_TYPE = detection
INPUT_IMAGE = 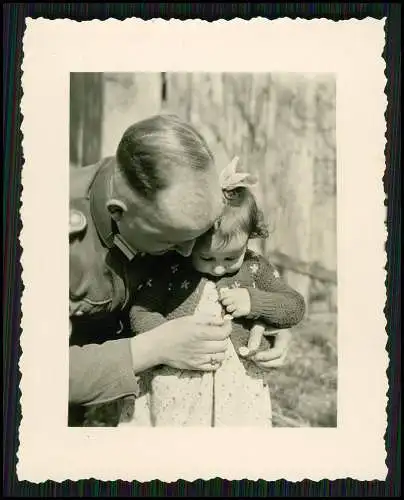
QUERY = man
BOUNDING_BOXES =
[69,114,290,425]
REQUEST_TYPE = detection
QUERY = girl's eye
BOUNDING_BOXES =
[200,256,213,262]
[225,257,236,262]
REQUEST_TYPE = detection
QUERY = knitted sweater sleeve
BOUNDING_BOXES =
[129,277,168,335]
[245,254,306,328]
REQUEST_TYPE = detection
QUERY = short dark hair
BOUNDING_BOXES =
[116,114,214,200]
[200,187,269,249]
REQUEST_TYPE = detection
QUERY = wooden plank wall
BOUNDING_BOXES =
[101,72,162,158]
[69,73,104,167]
[70,72,337,311]
[164,73,337,306]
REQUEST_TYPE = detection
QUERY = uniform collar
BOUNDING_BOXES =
[89,158,138,261]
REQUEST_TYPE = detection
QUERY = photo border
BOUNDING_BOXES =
[3,3,400,496]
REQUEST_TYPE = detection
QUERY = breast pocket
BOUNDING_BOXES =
[69,294,113,318]
[69,263,115,317]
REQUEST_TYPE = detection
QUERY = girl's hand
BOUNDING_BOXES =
[249,329,291,370]
[219,287,251,318]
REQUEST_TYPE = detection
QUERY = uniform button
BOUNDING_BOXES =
[69,209,87,234]
[70,212,81,225]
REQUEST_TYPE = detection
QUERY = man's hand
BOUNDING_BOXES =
[249,329,291,370]
[239,322,265,358]
[218,287,251,318]
[133,315,232,373]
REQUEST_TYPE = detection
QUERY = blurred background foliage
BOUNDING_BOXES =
[70,72,338,427]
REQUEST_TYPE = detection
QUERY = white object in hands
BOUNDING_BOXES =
[194,280,224,320]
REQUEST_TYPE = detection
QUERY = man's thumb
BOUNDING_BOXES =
[247,327,264,353]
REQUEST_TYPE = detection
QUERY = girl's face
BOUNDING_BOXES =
[192,234,248,277]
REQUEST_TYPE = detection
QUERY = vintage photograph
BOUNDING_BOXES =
[69,72,337,428]
[19,18,387,482]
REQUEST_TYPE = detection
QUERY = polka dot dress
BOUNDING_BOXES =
[126,280,272,427]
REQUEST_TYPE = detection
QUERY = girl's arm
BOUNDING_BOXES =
[130,276,169,335]
[245,254,306,329]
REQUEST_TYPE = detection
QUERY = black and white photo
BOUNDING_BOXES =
[68,72,337,429]
[19,18,387,482]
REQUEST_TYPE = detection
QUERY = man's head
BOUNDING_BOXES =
[106,114,224,256]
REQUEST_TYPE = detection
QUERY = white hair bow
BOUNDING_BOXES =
[219,156,258,191]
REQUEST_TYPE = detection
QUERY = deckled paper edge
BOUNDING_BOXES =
[18,17,388,482]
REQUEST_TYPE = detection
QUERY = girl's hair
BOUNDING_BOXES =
[200,187,269,250]
[116,114,214,200]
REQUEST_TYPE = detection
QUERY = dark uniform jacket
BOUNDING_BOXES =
[69,158,157,407]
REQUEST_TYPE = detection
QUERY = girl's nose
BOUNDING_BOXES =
[213,265,226,276]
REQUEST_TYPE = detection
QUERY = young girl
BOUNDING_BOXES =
[125,158,306,427]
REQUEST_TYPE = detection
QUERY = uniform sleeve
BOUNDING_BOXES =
[69,339,140,406]
[245,254,306,328]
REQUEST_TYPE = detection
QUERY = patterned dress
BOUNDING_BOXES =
[120,250,305,427]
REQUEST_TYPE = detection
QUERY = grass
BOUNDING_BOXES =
[270,312,338,427]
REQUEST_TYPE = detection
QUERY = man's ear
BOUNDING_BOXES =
[106,199,128,222]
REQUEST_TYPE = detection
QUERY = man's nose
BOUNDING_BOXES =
[213,265,226,276]
[175,240,195,257]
